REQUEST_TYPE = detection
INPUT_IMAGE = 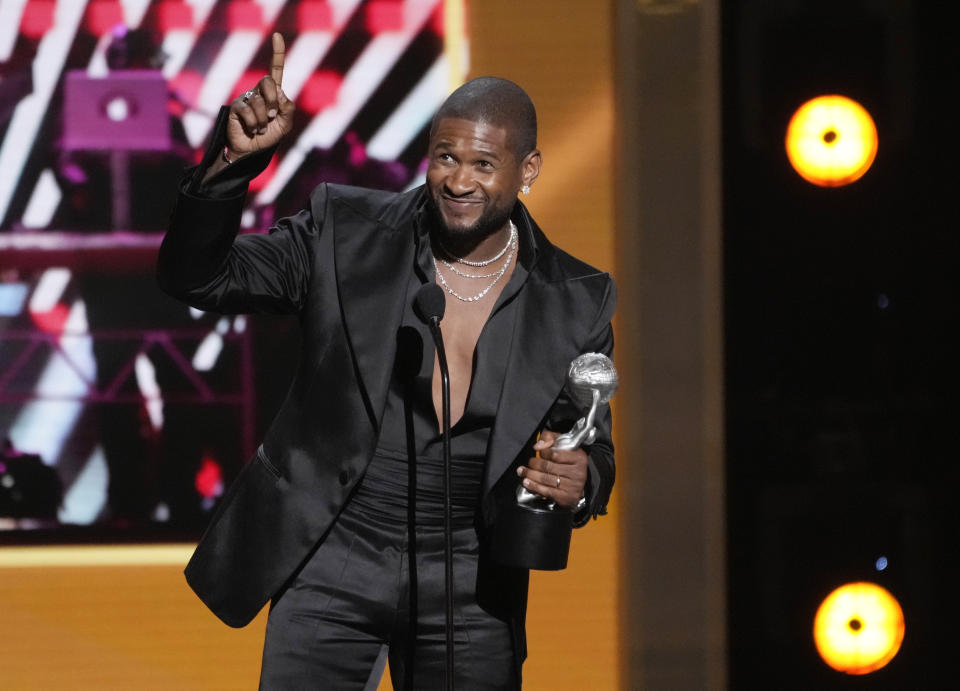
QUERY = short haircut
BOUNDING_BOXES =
[430,77,538,158]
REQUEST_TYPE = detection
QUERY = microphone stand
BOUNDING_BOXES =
[426,315,454,691]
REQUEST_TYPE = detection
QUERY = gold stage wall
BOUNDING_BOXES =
[467,2,619,690]
[0,2,619,689]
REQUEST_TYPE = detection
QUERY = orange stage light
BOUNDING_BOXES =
[785,95,878,187]
[813,581,905,675]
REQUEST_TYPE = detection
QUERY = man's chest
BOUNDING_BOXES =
[431,277,512,425]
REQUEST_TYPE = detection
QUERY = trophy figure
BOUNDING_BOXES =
[491,353,618,570]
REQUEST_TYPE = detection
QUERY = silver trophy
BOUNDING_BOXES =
[492,352,618,570]
[517,352,619,508]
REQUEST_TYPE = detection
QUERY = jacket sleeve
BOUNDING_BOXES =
[546,275,617,528]
[156,108,323,316]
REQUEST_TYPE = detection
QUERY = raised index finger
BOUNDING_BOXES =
[270,32,285,87]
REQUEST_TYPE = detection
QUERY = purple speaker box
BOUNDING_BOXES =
[62,69,171,152]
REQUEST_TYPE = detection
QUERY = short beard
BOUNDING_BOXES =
[426,194,515,252]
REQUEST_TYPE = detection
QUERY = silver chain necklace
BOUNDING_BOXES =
[439,258,503,279]
[436,221,516,267]
[433,226,517,302]
[438,224,518,278]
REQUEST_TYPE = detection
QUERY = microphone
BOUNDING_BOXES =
[414,283,454,690]
[414,283,446,324]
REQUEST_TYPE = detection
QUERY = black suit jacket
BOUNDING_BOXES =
[157,156,616,636]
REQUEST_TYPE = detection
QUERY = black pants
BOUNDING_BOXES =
[259,499,519,690]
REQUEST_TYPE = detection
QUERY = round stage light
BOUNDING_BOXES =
[105,96,131,122]
[813,581,905,675]
[785,95,878,187]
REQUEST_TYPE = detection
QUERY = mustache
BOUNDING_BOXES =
[440,191,483,202]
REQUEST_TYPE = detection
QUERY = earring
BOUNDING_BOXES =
[521,185,530,195]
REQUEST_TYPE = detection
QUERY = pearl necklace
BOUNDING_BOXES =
[434,225,517,302]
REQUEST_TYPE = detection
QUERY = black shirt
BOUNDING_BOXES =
[350,206,536,527]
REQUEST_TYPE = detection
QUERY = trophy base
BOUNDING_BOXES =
[489,500,573,571]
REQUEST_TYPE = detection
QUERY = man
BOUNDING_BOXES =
[158,33,615,689]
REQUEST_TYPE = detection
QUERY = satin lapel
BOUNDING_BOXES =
[483,278,588,494]
[333,199,415,430]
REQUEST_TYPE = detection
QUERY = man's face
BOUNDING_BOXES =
[425,117,537,244]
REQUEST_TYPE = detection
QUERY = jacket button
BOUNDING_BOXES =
[339,471,350,486]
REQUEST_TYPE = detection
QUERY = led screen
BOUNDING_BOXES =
[0,0,464,537]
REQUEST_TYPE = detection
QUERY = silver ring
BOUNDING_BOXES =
[241,89,256,103]
[556,475,561,488]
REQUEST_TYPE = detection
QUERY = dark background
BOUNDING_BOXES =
[723,0,958,687]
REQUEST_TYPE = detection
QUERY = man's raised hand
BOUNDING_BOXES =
[225,32,295,159]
